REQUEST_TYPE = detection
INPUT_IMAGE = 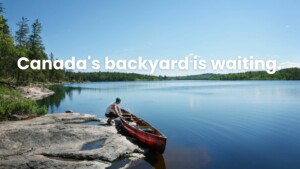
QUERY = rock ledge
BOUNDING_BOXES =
[0,113,146,169]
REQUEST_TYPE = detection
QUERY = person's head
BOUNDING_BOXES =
[116,97,121,104]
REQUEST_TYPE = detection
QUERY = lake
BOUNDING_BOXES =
[38,81,300,169]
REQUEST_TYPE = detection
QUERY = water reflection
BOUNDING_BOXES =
[163,145,210,169]
[37,86,101,113]
[145,152,166,169]
[128,145,210,169]
[129,152,166,169]
[38,86,77,113]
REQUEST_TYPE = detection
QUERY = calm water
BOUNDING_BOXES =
[38,81,300,169]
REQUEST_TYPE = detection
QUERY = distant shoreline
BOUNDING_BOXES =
[1,67,299,89]
[51,67,300,83]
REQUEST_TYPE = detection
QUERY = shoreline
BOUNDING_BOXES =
[0,113,147,168]
[0,84,54,121]
[17,86,55,100]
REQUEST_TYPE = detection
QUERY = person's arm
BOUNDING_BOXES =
[117,105,121,115]
[112,104,121,116]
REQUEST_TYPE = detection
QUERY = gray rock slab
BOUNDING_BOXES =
[0,113,146,169]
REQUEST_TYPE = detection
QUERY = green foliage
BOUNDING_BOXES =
[15,17,29,46]
[0,16,10,36]
[0,96,47,120]
[29,19,44,54]
[0,84,20,97]
[65,72,162,82]
[215,68,300,80]
[0,5,49,83]
[0,2,4,15]
[171,68,300,80]
[0,85,47,120]
[0,28,16,79]
[171,73,217,80]
[0,2,4,37]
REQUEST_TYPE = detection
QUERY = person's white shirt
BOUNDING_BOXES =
[105,102,121,115]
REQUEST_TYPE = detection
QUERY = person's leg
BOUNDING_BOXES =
[106,112,119,125]
[107,118,112,124]
[109,113,119,124]
[105,113,113,125]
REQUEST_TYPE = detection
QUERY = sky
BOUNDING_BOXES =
[2,0,300,75]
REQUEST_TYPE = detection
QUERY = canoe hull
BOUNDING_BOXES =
[120,110,167,153]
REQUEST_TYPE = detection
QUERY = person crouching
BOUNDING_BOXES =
[105,98,121,125]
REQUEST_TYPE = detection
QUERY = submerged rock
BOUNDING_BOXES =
[0,113,146,169]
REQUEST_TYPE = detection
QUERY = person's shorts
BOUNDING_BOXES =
[105,112,118,118]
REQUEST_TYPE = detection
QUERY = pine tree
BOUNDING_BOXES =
[0,3,17,80]
[28,19,48,82]
[15,17,29,46]
[0,2,3,43]
[29,19,44,58]
[0,3,10,36]
[15,17,30,82]
[49,52,54,81]
[0,3,5,38]
[0,2,4,15]
[0,2,5,78]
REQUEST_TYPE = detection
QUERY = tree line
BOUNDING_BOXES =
[0,3,63,84]
[170,68,300,80]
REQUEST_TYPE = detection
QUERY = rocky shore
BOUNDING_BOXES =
[0,113,146,169]
[17,86,55,100]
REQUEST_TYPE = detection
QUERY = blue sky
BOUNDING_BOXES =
[2,0,300,75]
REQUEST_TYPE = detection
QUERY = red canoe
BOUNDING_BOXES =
[120,109,167,153]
